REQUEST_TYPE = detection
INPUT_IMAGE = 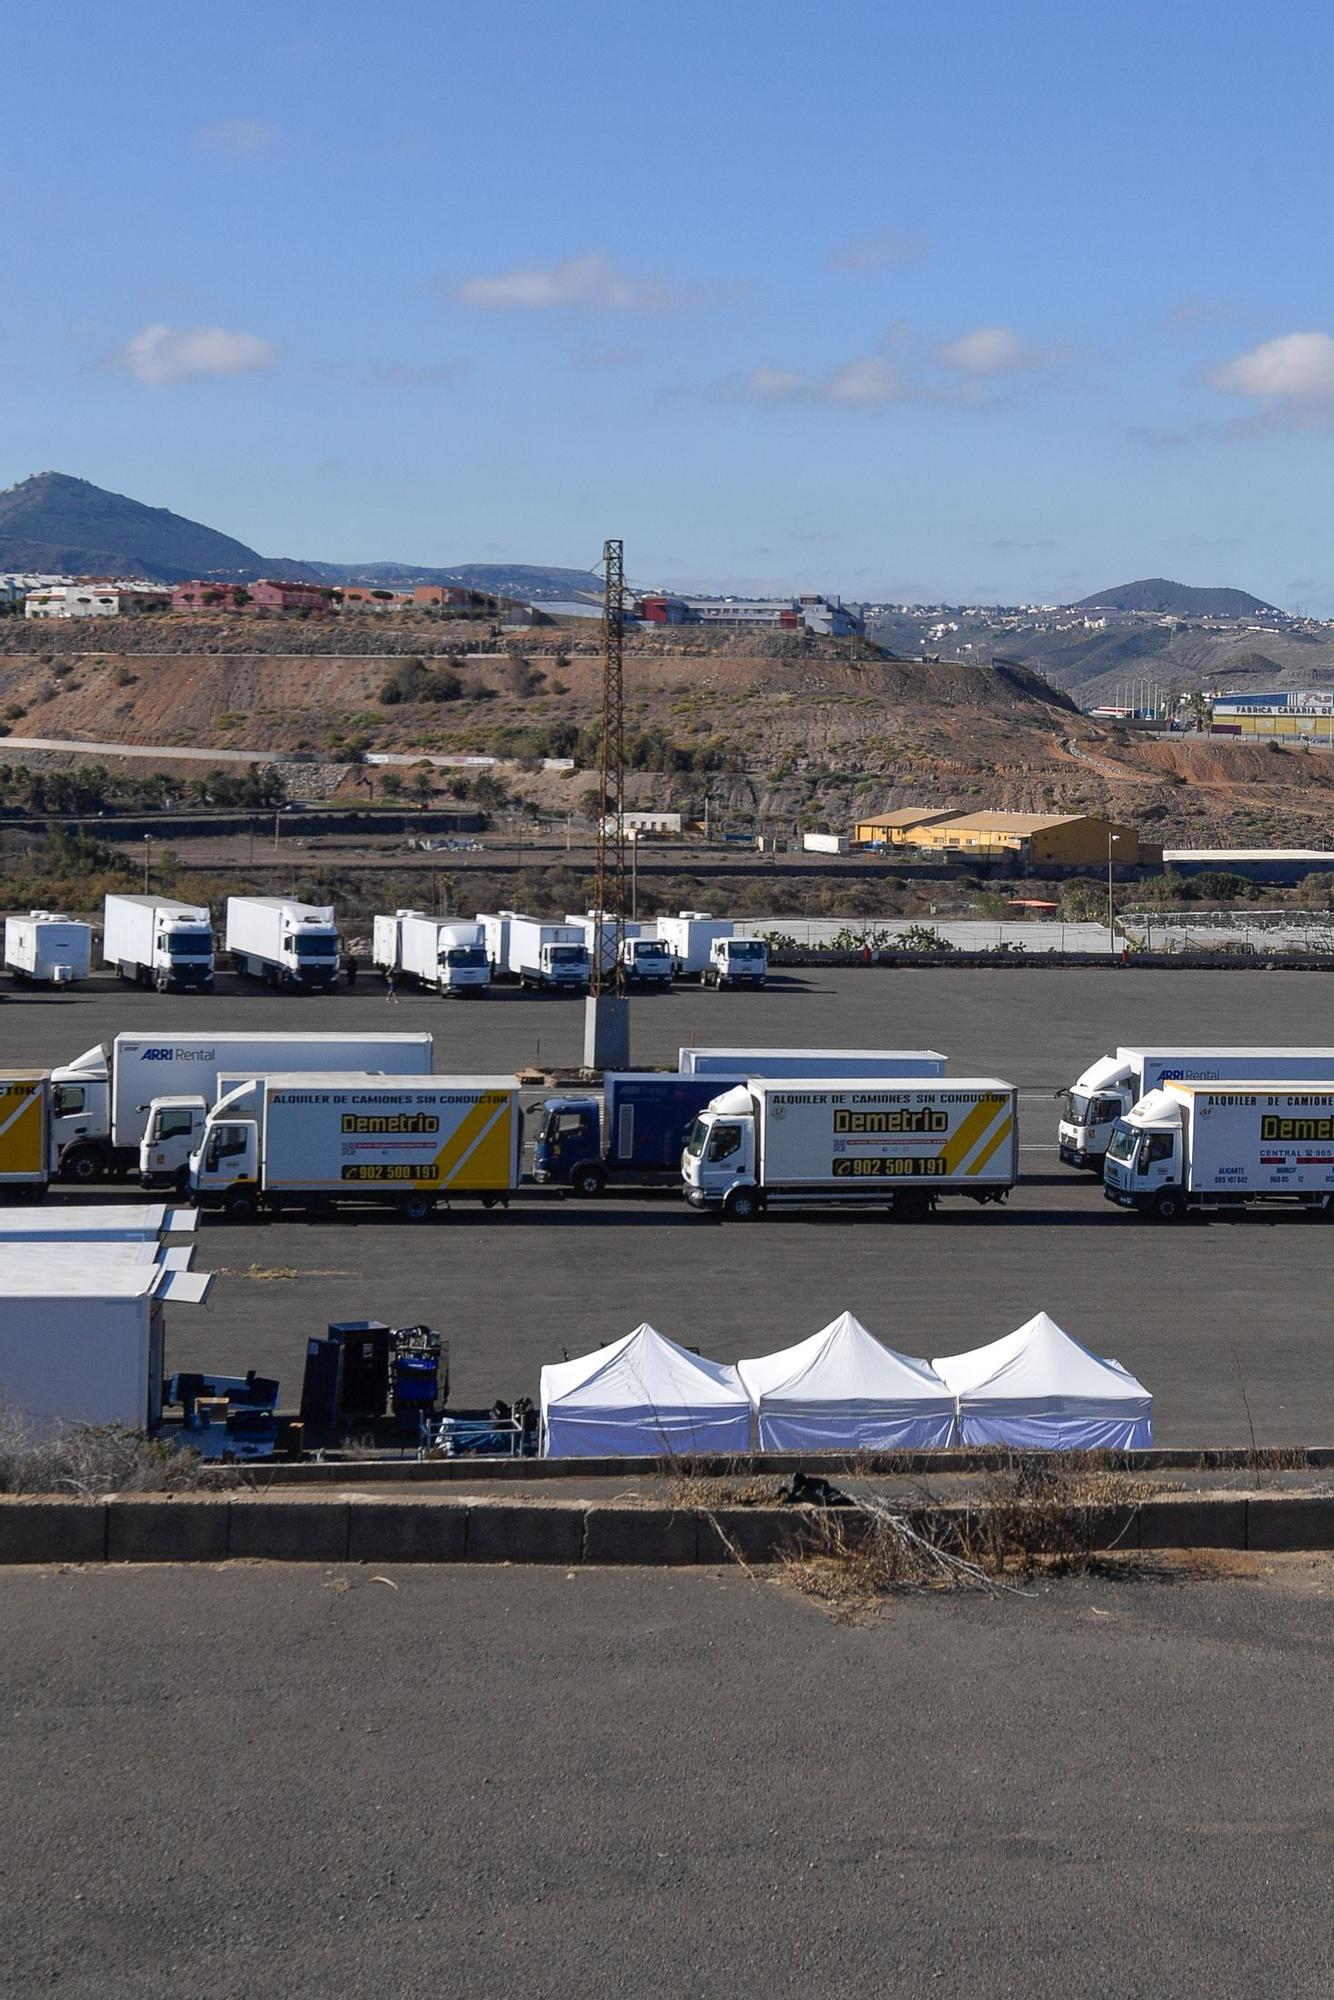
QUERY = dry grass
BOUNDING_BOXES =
[0,1412,230,1496]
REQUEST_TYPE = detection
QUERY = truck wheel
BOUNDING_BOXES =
[888,1189,931,1222]
[1151,1190,1185,1223]
[61,1145,104,1185]
[723,1187,762,1220]
[570,1164,606,1198]
[398,1191,435,1222]
[223,1189,259,1223]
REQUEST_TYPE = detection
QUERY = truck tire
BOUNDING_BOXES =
[570,1163,606,1198]
[723,1187,763,1220]
[1151,1189,1186,1223]
[61,1144,105,1186]
[398,1191,435,1222]
[888,1189,931,1222]
[223,1188,260,1223]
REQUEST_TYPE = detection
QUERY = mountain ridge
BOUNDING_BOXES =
[1070,577,1280,618]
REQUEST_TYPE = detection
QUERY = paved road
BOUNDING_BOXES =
[1,734,289,765]
[8,968,1333,1443]
[1,1561,1330,1998]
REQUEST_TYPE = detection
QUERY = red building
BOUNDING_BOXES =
[637,593,690,624]
[249,578,330,612]
[171,578,329,614]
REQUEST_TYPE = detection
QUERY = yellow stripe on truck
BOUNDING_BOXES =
[430,1095,510,1188]
[938,1095,1007,1175]
[966,1115,1013,1179]
[0,1082,45,1177]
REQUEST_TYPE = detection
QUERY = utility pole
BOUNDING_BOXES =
[1107,832,1121,956]
[584,538,631,1069]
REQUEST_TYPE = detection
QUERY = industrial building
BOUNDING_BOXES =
[1210,690,1334,741]
[855,809,1151,866]
[638,593,864,637]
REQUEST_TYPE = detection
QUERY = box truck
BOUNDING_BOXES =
[49,1031,432,1186]
[1104,1080,1334,1220]
[566,914,674,987]
[534,1051,947,1195]
[372,909,426,977]
[507,918,590,992]
[679,1047,947,1079]
[400,915,489,995]
[0,1072,52,1197]
[1058,1046,1334,1169]
[225,896,340,991]
[0,1259,211,1432]
[704,935,768,989]
[683,1076,1018,1219]
[4,912,92,986]
[479,911,520,977]
[103,894,214,992]
[657,912,733,977]
[189,1073,522,1221]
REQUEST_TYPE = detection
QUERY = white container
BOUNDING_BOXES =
[0,1261,210,1432]
[679,1048,948,1078]
[225,896,340,991]
[4,912,92,986]
[373,909,427,975]
[656,912,732,976]
[103,895,213,992]
[802,832,847,854]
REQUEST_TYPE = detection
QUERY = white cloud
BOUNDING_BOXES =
[829,228,928,273]
[109,323,280,386]
[450,250,730,314]
[727,354,909,407]
[934,326,1069,376]
[194,117,280,157]
[1208,331,1334,402]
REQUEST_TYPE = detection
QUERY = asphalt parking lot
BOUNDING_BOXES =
[7,966,1333,1443]
[2,1559,1331,1999]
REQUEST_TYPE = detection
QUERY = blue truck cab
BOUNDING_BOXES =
[533,1071,739,1195]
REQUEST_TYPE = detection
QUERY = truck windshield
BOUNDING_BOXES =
[728,942,765,960]
[445,947,486,968]
[1067,1091,1120,1126]
[1066,1091,1092,1123]
[168,934,211,957]
[550,946,586,966]
[685,1117,709,1159]
[293,934,336,960]
[1106,1125,1139,1164]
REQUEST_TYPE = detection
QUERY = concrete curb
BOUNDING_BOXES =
[0,1490,1331,1565]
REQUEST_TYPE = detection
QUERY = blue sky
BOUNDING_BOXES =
[6,0,1334,607]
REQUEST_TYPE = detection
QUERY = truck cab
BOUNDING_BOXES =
[440,941,489,994]
[49,1044,112,1180]
[705,937,768,989]
[139,1096,209,1190]
[622,937,673,987]
[1102,1092,1183,1218]
[682,1088,758,1214]
[541,942,590,990]
[189,1102,262,1220]
[532,1096,603,1192]
[1058,1056,1132,1168]
[156,917,214,991]
[282,920,339,991]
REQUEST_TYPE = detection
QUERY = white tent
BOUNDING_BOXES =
[933,1312,1152,1451]
[737,1311,956,1452]
[540,1323,752,1459]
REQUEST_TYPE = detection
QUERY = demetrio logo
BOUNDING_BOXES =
[1261,1112,1334,1141]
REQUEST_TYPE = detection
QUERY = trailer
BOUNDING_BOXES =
[400,916,489,995]
[679,1047,947,1079]
[225,896,340,992]
[372,909,427,977]
[683,1076,1018,1219]
[4,911,92,986]
[190,1073,522,1221]
[1058,1045,1334,1168]
[1104,1079,1334,1220]
[536,1052,950,1195]
[704,935,768,988]
[0,1072,52,1198]
[0,1259,211,1432]
[507,918,590,992]
[802,832,848,855]
[49,1031,433,1186]
[656,912,733,977]
[102,895,213,992]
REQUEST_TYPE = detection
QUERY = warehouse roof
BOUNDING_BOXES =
[926,811,1093,832]
[856,808,958,829]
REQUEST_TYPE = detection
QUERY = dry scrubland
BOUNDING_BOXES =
[1,615,1332,846]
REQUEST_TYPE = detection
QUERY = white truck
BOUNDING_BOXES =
[479,911,520,977]
[657,912,733,977]
[103,894,214,993]
[683,1076,1017,1220]
[507,918,590,992]
[1104,1080,1334,1221]
[567,914,674,987]
[372,909,426,977]
[400,916,490,996]
[49,1031,433,1186]
[679,1047,947,1079]
[0,1257,211,1432]
[226,896,340,992]
[4,912,92,986]
[1058,1046,1334,1169]
[189,1072,522,1222]
[704,935,769,989]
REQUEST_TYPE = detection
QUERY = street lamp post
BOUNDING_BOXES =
[142,834,151,894]
[1107,832,1121,956]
